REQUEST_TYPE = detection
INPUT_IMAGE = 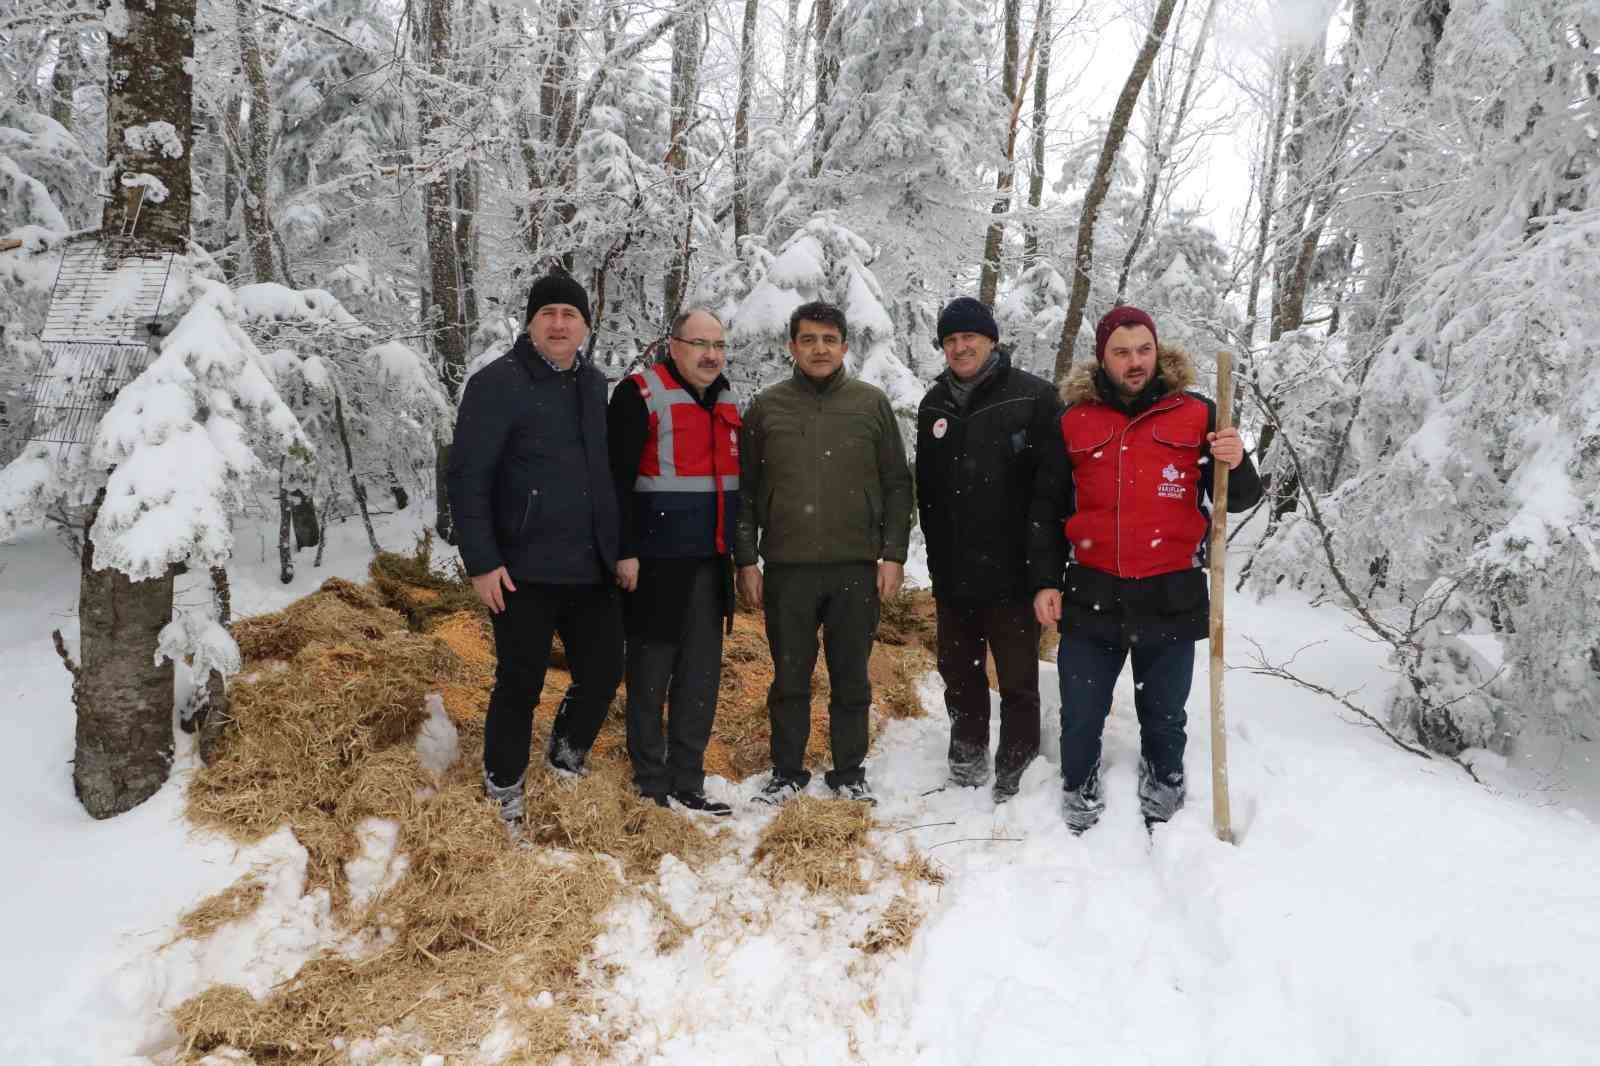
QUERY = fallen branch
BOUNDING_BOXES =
[1239,636,1485,785]
[927,836,1022,851]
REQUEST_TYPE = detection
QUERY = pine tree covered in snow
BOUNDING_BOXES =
[1249,0,1600,747]
[726,213,920,422]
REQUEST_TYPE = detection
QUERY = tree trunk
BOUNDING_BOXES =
[664,3,704,318]
[189,565,231,764]
[105,0,195,247]
[1114,0,1221,303]
[50,34,77,131]
[334,388,381,555]
[810,0,837,180]
[781,0,803,124]
[453,164,479,347]
[221,92,242,279]
[423,0,466,544]
[1023,0,1051,268]
[69,493,177,818]
[73,0,197,818]
[734,0,759,244]
[979,0,1023,305]
[290,491,320,548]
[235,0,276,282]
[278,462,295,584]
[1052,0,1181,380]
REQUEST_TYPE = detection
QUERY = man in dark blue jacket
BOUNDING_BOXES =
[447,272,624,825]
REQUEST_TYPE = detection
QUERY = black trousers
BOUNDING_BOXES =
[624,558,723,794]
[936,600,1041,787]
[483,581,624,787]
[763,562,878,789]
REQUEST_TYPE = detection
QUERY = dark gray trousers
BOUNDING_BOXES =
[624,558,724,794]
[763,562,879,789]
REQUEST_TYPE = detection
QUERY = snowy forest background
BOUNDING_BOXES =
[1,0,1598,804]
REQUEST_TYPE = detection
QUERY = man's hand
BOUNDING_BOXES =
[877,561,904,601]
[1033,588,1062,626]
[737,564,763,609]
[472,566,517,614]
[1206,427,1245,470]
[615,557,639,592]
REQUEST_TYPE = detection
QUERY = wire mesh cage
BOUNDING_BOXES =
[19,237,176,451]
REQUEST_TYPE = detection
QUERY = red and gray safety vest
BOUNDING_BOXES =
[629,361,743,557]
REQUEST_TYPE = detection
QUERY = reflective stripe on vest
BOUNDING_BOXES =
[631,362,740,493]
[629,361,740,554]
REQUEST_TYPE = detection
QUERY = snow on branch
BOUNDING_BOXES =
[89,277,310,581]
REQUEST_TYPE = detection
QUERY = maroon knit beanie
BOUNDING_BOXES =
[1094,306,1158,362]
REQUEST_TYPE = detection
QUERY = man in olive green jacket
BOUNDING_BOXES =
[735,301,914,806]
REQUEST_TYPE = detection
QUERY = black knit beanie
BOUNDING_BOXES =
[525,272,592,326]
[936,296,1000,344]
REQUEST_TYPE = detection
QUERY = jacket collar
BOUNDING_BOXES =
[936,345,1012,398]
[513,334,586,379]
[792,363,848,395]
[1059,343,1198,411]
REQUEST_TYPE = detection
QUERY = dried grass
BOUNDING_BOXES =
[368,532,485,632]
[172,879,266,944]
[896,851,948,888]
[174,567,940,1062]
[856,894,924,955]
[753,796,876,896]
[876,589,937,651]
[230,578,405,663]
[521,770,713,876]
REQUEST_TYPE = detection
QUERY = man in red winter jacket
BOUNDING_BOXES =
[1027,306,1262,833]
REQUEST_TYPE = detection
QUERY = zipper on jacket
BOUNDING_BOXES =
[1112,396,1181,577]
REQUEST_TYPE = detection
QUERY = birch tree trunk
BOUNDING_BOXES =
[1052,0,1181,380]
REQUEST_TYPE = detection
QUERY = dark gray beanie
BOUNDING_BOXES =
[936,296,999,344]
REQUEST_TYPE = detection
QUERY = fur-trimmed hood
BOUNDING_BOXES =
[1059,343,1198,408]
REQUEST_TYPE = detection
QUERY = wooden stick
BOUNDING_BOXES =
[1209,351,1235,845]
[0,238,22,253]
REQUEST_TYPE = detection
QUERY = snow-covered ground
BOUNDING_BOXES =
[3,506,1598,1064]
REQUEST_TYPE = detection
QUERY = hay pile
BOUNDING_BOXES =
[753,796,877,896]
[177,561,710,1062]
[173,558,940,1062]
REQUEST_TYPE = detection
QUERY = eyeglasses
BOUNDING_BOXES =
[671,336,730,353]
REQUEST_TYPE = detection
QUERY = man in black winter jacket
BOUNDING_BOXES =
[916,297,1062,801]
[447,272,624,826]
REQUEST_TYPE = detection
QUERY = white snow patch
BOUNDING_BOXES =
[123,121,184,159]
[415,693,460,778]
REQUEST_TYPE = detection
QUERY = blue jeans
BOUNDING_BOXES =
[1057,634,1194,800]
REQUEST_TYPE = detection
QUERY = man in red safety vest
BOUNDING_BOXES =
[1028,306,1262,833]
[607,307,742,815]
